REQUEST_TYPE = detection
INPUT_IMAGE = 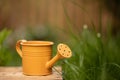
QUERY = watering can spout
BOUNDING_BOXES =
[46,43,72,69]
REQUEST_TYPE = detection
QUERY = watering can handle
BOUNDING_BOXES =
[16,40,27,58]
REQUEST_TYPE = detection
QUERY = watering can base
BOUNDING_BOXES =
[23,71,52,76]
[23,67,52,76]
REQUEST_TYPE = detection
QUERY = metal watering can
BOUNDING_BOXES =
[16,40,72,76]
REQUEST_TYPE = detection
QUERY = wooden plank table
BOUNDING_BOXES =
[0,66,62,80]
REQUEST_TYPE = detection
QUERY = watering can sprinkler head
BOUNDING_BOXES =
[57,43,72,58]
[46,43,72,69]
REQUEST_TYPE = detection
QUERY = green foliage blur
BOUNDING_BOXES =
[61,25,120,80]
[59,0,120,79]
[0,28,11,65]
[0,28,22,66]
[0,29,12,66]
[58,1,120,80]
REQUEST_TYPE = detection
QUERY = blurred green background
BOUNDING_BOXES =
[0,0,120,80]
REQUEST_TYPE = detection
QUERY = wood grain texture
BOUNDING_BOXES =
[0,67,62,80]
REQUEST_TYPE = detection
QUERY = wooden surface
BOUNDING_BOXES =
[0,67,62,80]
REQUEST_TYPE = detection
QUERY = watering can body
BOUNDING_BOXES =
[16,40,72,76]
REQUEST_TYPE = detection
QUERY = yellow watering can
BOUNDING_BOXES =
[16,40,72,76]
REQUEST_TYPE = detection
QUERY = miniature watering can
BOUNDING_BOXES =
[16,40,72,76]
